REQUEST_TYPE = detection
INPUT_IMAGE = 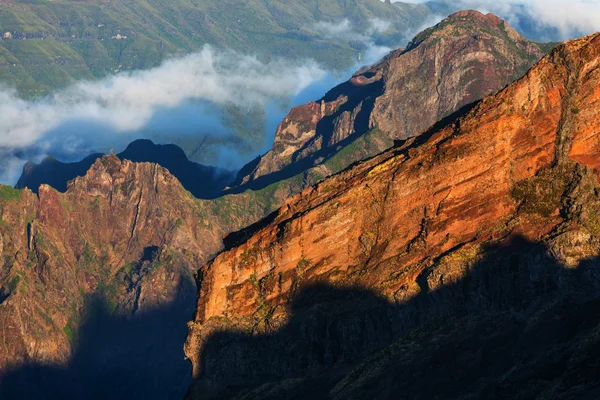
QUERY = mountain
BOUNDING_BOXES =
[16,139,235,199]
[231,10,550,192]
[0,12,575,399]
[0,0,433,98]
[184,32,600,399]
[0,154,301,399]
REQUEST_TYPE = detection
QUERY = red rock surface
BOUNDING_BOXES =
[185,33,600,398]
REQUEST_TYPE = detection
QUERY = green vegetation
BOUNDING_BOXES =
[0,185,22,202]
[0,0,432,98]
[122,263,135,276]
[6,274,21,293]
[323,127,393,174]
[63,314,79,346]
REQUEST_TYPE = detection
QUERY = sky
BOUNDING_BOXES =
[393,0,600,41]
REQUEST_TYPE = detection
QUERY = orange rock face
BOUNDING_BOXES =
[185,33,600,397]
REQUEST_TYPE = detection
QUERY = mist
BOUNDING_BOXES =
[0,17,403,186]
[395,0,600,41]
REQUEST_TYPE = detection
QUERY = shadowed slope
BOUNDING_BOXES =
[0,278,196,400]
[16,139,235,199]
[186,237,600,399]
[185,33,600,397]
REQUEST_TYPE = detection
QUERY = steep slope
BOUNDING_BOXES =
[0,0,432,97]
[232,10,549,192]
[16,139,235,199]
[184,33,600,398]
[0,155,302,398]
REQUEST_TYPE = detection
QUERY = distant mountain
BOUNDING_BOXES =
[230,10,551,192]
[16,154,104,194]
[15,139,235,199]
[185,33,600,399]
[0,0,433,97]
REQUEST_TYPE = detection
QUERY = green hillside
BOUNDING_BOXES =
[0,0,433,97]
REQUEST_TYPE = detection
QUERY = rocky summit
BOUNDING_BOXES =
[232,10,550,192]
[185,33,600,399]
[0,155,286,398]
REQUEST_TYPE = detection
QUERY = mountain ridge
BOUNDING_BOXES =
[230,10,550,192]
[184,32,600,398]
[15,139,235,199]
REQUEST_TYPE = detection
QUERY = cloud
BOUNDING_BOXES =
[0,46,327,184]
[389,0,600,41]
[0,46,325,149]
[310,18,397,63]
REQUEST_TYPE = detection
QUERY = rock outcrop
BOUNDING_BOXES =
[0,155,292,398]
[185,33,600,399]
[232,10,550,191]
[16,139,235,199]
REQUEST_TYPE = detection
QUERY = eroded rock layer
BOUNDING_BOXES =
[185,33,600,399]
[235,10,548,190]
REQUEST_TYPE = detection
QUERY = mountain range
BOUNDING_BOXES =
[0,0,433,97]
[16,139,235,199]
[1,9,599,400]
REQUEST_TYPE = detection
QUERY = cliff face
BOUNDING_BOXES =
[185,33,600,398]
[0,155,295,398]
[234,10,548,190]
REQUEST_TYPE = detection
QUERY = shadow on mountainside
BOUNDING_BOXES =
[16,139,235,200]
[227,94,478,195]
[0,277,196,400]
[189,235,600,399]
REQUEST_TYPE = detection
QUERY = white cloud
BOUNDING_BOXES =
[0,46,329,184]
[0,46,325,150]
[387,0,600,40]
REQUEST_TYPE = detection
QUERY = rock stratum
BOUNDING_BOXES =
[0,155,295,399]
[185,33,600,399]
[0,11,577,400]
[233,10,549,191]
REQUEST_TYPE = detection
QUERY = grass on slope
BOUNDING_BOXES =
[0,0,433,97]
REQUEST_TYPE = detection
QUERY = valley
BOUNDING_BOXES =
[0,7,599,400]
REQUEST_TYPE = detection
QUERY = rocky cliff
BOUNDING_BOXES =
[16,139,235,199]
[233,10,550,191]
[0,155,298,398]
[185,33,600,399]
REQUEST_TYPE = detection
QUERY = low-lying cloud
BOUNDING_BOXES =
[0,46,328,184]
[0,47,325,149]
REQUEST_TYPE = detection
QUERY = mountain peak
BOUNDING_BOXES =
[230,11,549,193]
[16,139,236,199]
[406,9,529,52]
[449,9,501,22]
